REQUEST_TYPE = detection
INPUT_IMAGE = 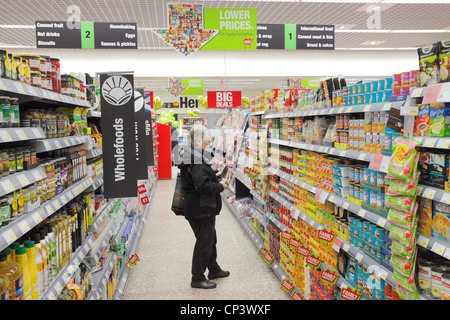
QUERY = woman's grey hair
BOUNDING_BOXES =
[189,124,210,148]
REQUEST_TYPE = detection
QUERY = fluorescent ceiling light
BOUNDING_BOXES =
[302,0,450,3]
[337,29,450,33]
[0,24,35,29]
[335,47,416,50]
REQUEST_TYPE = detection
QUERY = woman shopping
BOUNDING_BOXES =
[177,125,230,289]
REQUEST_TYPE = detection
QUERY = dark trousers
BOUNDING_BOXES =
[188,215,221,282]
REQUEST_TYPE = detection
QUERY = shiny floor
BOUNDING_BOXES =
[123,167,289,300]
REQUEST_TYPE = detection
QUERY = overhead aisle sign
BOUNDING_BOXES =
[256,23,334,50]
[36,21,138,49]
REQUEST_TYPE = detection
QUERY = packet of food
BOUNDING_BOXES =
[386,158,420,196]
[385,193,417,213]
[390,248,417,278]
[418,43,440,86]
[395,282,420,300]
[388,137,419,180]
[394,269,417,292]
[438,39,450,83]
[389,222,417,246]
[387,204,418,229]
[391,239,416,260]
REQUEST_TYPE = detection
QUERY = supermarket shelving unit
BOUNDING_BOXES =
[223,83,450,300]
[0,77,159,300]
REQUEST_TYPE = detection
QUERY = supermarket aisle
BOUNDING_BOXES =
[123,167,289,300]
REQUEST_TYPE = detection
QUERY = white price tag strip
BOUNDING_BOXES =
[437,139,450,149]
[3,228,17,245]
[418,235,430,248]
[441,192,450,205]
[343,243,350,252]
[18,220,31,234]
[431,242,447,256]
[423,188,436,200]
[356,252,363,262]
[358,209,367,217]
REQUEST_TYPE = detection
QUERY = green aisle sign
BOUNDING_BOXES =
[201,8,257,50]
[80,21,95,49]
[284,24,296,50]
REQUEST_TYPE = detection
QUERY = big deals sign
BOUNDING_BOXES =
[207,91,242,108]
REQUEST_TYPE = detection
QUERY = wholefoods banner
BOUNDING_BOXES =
[134,87,149,179]
[101,73,138,198]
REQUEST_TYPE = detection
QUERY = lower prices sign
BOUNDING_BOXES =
[207,91,242,108]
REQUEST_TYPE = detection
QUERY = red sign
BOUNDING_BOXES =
[281,279,294,293]
[207,91,242,108]
[137,184,147,194]
[340,287,361,300]
[321,269,338,285]
[297,245,311,257]
[141,196,149,205]
[423,83,444,104]
[291,292,304,300]
[306,253,322,269]
[281,231,293,240]
[289,237,301,250]
[318,229,336,243]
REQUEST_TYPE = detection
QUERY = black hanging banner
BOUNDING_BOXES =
[144,91,155,166]
[101,72,138,198]
[134,87,149,179]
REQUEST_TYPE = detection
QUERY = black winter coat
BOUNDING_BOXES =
[177,148,224,220]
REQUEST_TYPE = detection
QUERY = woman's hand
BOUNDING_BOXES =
[221,180,229,190]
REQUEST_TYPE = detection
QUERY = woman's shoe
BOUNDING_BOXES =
[191,279,217,289]
[208,270,230,280]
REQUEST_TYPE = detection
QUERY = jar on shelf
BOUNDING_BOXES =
[0,50,8,79]
[8,149,16,175]
[8,53,16,81]
[0,96,9,128]
[50,58,61,93]
[40,72,47,90]
[9,97,19,128]
[15,148,23,173]
[17,54,40,71]
[0,97,10,128]
[30,70,41,88]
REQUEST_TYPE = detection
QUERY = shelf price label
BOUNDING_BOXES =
[423,83,444,104]
[315,189,328,204]
[369,154,390,173]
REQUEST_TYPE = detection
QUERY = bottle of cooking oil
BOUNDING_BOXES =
[0,250,23,300]
[62,210,71,266]
[0,274,8,300]
[24,240,38,300]
[9,242,20,263]
[15,247,31,300]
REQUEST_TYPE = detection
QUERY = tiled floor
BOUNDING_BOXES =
[122,168,289,300]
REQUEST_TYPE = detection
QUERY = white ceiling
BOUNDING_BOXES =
[1,0,449,92]
[1,0,449,49]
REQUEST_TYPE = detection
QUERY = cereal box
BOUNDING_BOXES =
[414,104,430,136]
[432,200,450,241]
[429,103,450,137]
[418,197,433,236]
